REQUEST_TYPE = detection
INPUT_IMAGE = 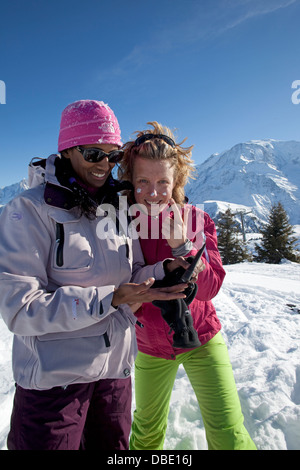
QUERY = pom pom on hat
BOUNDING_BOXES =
[58,100,122,152]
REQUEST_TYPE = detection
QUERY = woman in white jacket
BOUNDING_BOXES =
[0,100,188,450]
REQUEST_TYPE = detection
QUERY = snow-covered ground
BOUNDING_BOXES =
[1,262,299,450]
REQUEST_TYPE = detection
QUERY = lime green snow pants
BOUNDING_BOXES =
[130,332,256,450]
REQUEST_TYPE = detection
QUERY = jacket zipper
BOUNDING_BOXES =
[55,223,65,267]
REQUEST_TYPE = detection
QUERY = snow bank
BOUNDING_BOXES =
[1,262,299,450]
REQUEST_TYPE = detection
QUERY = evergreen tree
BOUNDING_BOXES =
[216,208,250,264]
[255,202,299,264]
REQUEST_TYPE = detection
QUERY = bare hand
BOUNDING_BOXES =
[189,259,206,282]
[112,278,188,308]
[165,257,190,273]
[161,199,190,249]
[166,256,206,282]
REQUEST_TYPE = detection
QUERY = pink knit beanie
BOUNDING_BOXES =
[58,100,122,152]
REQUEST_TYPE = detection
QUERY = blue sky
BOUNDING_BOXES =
[0,0,300,187]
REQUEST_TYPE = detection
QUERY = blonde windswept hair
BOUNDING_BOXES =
[118,122,195,205]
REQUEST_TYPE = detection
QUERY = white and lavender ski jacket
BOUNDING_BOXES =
[0,155,165,390]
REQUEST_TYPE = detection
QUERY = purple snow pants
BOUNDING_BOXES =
[7,378,132,450]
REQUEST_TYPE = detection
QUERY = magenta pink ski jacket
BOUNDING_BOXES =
[135,205,226,360]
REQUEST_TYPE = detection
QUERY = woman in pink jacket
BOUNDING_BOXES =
[119,122,256,450]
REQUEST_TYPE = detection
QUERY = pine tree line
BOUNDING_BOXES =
[215,202,300,265]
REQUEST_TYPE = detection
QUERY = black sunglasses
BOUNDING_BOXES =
[134,134,176,148]
[76,146,124,163]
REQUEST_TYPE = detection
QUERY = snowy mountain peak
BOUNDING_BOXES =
[0,179,29,211]
[186,139,300,228]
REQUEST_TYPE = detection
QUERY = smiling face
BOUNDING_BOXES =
[132,156,175,213]
[64,144,117,188]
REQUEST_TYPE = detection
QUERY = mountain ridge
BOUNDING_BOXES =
[1,139,300,236]
[186,138,300,231]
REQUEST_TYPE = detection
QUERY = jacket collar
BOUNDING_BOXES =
[28,154,134,211]
[29,154,77,210]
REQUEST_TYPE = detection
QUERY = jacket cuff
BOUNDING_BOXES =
[154,259,173,279]
[171,239,194,257]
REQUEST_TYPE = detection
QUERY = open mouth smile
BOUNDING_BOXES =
[91,171,106,178]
